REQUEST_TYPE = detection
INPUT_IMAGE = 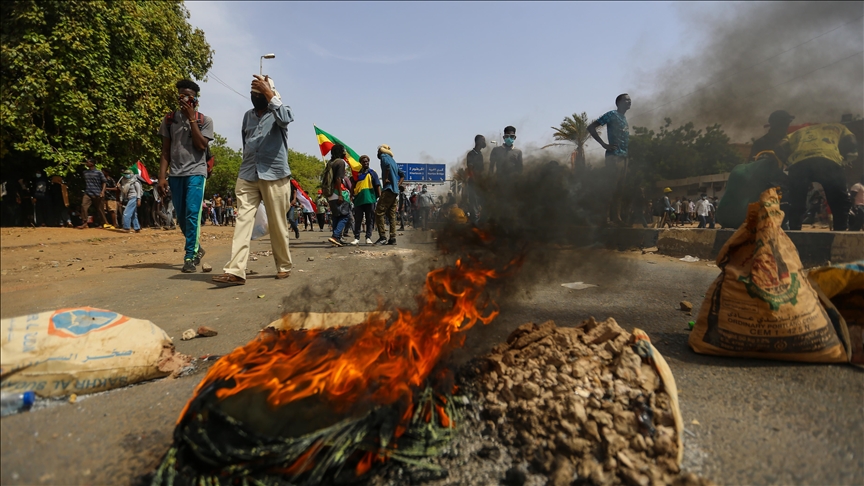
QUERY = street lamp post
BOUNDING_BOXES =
[259,53,275,75]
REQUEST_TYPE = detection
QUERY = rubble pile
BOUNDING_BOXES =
[477,318,709,486]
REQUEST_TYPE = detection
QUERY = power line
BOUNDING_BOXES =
[628,15,864,122]
[207,72,247,99]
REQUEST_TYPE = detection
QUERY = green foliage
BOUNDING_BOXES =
[0,0,213,177]
[205,133,241,197]
[204,139,325,198]
[288,149,325,195]
[628,118,744,185]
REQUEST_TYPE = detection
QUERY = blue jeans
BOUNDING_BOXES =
[123,198,140,230]
[168,175,205,261]
[328,200,349,240]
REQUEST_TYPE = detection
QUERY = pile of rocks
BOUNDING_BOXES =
[477,318,709,486]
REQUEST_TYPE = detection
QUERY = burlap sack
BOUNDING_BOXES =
[689,188,848,362]
[1,307,182,397]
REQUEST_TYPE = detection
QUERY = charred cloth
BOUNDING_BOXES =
[151,326,463,486]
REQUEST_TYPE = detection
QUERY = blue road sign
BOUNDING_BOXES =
[395,163,447,182]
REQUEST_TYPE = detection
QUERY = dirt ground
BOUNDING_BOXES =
[1,226,862,485]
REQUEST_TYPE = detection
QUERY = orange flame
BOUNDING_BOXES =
[181,253,521,432]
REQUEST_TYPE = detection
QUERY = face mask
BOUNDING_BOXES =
[504,136,515,146]
[35,173,42,178]
[251,93,268,110]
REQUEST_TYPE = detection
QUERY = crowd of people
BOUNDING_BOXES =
[1,81,861,285]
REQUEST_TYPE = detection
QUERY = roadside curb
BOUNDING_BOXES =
[602,228,863,267]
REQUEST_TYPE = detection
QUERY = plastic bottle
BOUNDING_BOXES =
[1,391,36,417]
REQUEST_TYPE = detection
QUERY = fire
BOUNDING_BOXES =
[179,250,522,471]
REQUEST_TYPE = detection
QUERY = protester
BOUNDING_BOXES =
[288,182,301,239]
[154,180,176,230]
[417,184,435,231]
[588,94,631,226]
[315,190,328,231]
[397,184,410,230]
[775,123,858,231]
[214,193,223,225]
[749,110,794,160]
[715,151,788,229]
[213,75,294,284]
[688,198,696,224]
[158,79,214,272]
[695,194,712,228]
[102,169,120,228]
[78,158,108,229]
[119,169,142,233]
[302,203,314,231]
[30,171,50,226]
[48,175,71,227]
[15,179,34,227]
[373,144,404,246]
[325,144,350,246]
[465,134,486,223]
[655,187,674,228]
[849,177,864,231]
[490,126,523,181]
[350,154,380,245]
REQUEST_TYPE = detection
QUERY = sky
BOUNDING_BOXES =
[182,1,862,172]
[184,1,692,168]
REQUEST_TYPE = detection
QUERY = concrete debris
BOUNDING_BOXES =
[181,329,197,341]
[679,255,700,263]
[476,318,714,486]
[201,263,212,272]
[679,301,694,312]
[196,326,218,337]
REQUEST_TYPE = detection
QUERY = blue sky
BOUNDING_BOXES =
[183,1,699,167]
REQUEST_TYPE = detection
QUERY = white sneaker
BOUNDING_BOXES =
[350,238,360,246]
[366,238,373,244]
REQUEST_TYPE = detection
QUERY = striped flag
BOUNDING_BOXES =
[314,125,362,177]
[290,179,317,214]
[130,160,153,185]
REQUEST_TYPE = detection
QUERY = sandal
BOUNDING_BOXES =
[275,271,290,279]
[212,273,246,285]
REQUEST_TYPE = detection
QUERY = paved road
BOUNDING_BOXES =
[1,228,862,485]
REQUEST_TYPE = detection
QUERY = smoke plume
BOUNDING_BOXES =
[630,2,864,140]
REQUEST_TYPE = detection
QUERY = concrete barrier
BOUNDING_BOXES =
[604,227,863,267]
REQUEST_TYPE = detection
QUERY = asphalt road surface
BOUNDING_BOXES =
[1,226,861,485]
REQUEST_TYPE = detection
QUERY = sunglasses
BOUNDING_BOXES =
[504,134,517,139]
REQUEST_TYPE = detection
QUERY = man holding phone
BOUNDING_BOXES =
[158,79,214,273]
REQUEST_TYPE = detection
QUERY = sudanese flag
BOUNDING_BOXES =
[130,160,153,185]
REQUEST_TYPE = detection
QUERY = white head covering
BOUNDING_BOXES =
[252,75,280,100]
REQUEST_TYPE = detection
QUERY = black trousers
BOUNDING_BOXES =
[353,203,374,239]
[787,158,850,231]
[316,213,326,230]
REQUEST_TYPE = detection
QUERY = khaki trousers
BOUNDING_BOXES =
[81,194,107,226]
[375,190,398,238]
[224,177,293,279]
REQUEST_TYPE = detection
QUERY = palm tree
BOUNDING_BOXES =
[543,112,593,172]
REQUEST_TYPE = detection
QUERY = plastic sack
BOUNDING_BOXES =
[251,202,269,240]
[689,188,849,363]
[808,261,863,365]
[1,307,187,397]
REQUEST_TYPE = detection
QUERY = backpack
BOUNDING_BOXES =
[165,111,215,178]
[320,160,335,198]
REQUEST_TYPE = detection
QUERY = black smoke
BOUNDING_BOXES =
[630,2,864,139]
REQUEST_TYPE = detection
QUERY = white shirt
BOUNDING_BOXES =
[688,201,696,212]
[696,199,711,217]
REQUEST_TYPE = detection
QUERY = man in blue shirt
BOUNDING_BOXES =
[213,75,294,286]
[588,93,631,225]
[373,144,404,245]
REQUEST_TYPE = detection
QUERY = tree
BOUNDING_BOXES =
[627,118,744,186]
[205,134,242,197]
[544,112,593,172]
[1,0,213,177]
[288,149,325,196]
